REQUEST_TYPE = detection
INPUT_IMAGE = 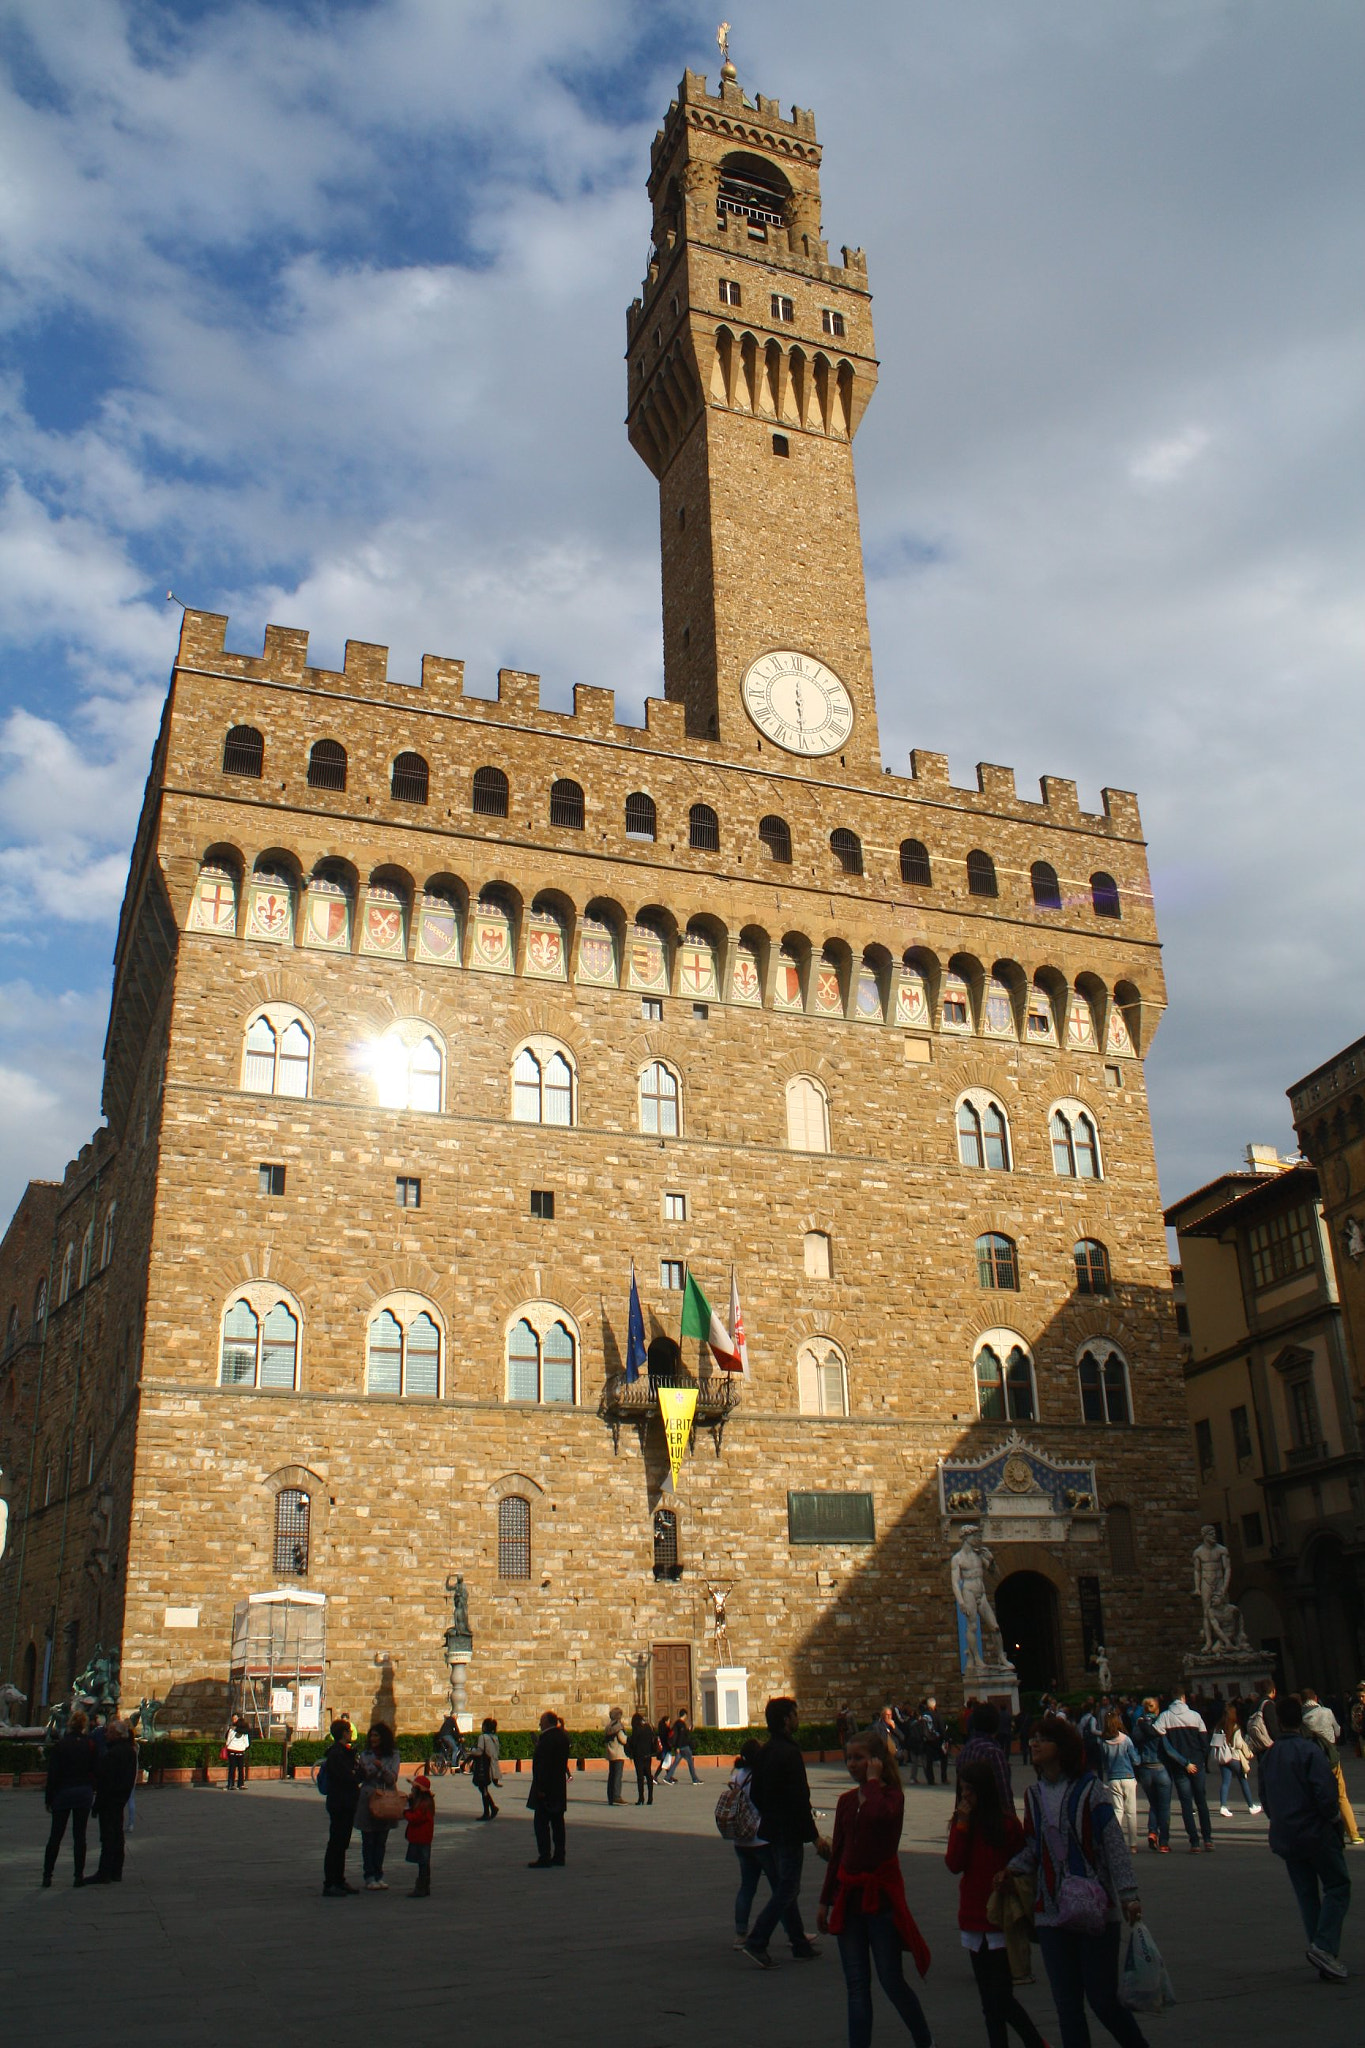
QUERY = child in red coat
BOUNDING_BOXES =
[946,1761,1049,2048]
[404,1772,435,1898]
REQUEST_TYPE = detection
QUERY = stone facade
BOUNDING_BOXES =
[0,65,1198,1735]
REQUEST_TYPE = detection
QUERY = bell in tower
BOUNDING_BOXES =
[626,61,881,778]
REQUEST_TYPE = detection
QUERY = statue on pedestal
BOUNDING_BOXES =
[950,1526,1011,1676]
[1193,1525,1244,1653]
[1095,1646,1112,1693]
[443,1574,473,1659]
[706,1581,733,1665]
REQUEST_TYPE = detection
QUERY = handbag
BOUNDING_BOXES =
[219,1746,229,1762]
[368,1787,406,1823]
[1052,1792,1109,1936]
[471,1750,492,1790]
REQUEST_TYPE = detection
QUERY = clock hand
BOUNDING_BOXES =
[792,680,805,726]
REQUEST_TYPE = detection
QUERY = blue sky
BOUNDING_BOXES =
[1,0,1363,1219]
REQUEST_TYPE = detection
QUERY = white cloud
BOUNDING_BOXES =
[1128,425,1211,486]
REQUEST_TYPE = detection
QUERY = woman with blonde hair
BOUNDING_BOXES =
[818,1727,934,2048]
[1097,1709,1141,1851]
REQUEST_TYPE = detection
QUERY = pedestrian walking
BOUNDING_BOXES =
[527,1709,571,1866]
[628,1710,657,1804]
[1211,1705,1260,1818]
[403,1771,435,1897]
[664,1707,701,1784]
[957,1702,1014,1812]
[654,1710,675,1784]
[1301,1688,1365,1847]
[1260,1691,1352,1981]
[1097,1710,1141,1852]
[904,1709,927,1786]
[604,1708,629,1804]
[948,1758,1048,2048]
[920,1697,949,1786]
[739,1695,829,1966]
[321,1716,361,1895]
[1131,1699,1172,1853]
[1154,1691,1212,1852]
[86,1717,138,1885]
[472,1716,501,1818]
[41,1709,98,1888]
[818,1726,934,2048]
[224,1713,251,1789]
[355,1721,402,1890]
[1006,1714,1149,2048]
[727,1737,772,1947]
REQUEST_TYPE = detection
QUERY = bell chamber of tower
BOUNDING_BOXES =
[626,68,882,777]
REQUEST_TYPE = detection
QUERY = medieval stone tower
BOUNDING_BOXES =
[0,63,1198,1736]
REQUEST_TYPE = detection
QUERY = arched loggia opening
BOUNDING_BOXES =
[994,1571,1064,1695]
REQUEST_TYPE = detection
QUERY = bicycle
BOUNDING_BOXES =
[426,1740,475,1776]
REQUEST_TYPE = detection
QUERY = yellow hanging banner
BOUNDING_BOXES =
[656,1385,698,1492]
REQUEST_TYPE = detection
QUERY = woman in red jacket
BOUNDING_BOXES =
[947,1761,1050,2048]
[817,1729,934,2048]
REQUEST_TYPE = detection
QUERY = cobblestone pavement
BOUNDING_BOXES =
[2,1761,1363,2046]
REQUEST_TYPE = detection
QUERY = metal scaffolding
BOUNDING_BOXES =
[229,1589,326,1738]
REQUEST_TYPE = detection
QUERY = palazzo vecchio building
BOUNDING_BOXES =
[0,64,1199,1734]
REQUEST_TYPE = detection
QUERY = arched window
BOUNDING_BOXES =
[1078,1344,1132,1425]
[957,1096,1010,1171]
[100,1203,116,1268]
[242,1012,313,1098]
[975,1234,1019,1290]
[975,1339,1036,1422]
[307,739,347,792]
[786,1076,830,1154]
[1031,861,1061,910]
[624,791,657,841]
[79,1222,95,1290]
[222,725,263,777]
[512,1045,575,1126]
[798,1339,849,1416]
[640,1061,681,1136]
[505,1316,577,1404]
[804,1230,832,1279]
[653,1507,681,1580]
[498,1494,531,1578]
[689,803,720,852]
[34,1277,48,1324]
[472,765,509,817]
[273,1488,310,1575]
[367,1304,442,1398]
[1051,1106,1101,1179]
[759,814,792,863]
[900,839,932,886]
[1091,872,1121,919]
[60,1243,75,1304]
[374,1028,444,1113]
[1073,1239,1111,1295]
[830,828,863,876]
[220,1294,299,1390]
[966,849,998,898]
[549,778,585,830]
[391,751,429,804]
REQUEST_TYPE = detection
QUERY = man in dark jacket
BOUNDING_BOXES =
[322,1718,362,1896]
[1154,1691,1212,1850]
[528,1710,572,1866]
[741,1697,830,1967]
[86,1718,138,1883]
[1260,1692,1351,1981]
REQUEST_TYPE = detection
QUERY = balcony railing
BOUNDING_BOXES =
[599,1371,739,1452]
[1285,1441,1331,1467]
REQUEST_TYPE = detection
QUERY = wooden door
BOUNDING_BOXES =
[651,1641,693,1722]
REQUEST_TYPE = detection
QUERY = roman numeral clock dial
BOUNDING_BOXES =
[741,651,855,757]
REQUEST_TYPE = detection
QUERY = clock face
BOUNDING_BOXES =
[741,650,855,757]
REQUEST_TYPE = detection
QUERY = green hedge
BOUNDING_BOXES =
[0,1740,44,1773]
[140,1738,285,1769]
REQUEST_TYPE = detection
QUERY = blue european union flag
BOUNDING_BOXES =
[625,1266,647,1384]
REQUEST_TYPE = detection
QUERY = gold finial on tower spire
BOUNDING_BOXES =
[717,20,737,82]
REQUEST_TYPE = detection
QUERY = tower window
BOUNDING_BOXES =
[771,294,795,323]
[821,308,846,337]
[549,778,585,830]
[772,434,790,457]
[472,765,510,817]
[719,279,741,307]
[759,814,792,862]
[830,828,863,876]
[396,1176,421,1209]
[689,803,720,851]
[222,725,264,778]
[1031,861,1062,910]
[966,849,998,898]
[258,1163,286,1197]
[391,752,429,804]
[307,739,348,792]
[530,1189,555,1220]
[625,791,657,841]
[1091,871,1122,918]
[900,839,932,887]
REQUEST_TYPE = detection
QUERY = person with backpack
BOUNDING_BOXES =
[471,1716,501,1819]
[719,1737,771,1947]
[948,1758,1048,2048]
[1006,1714,1149,2048]
[1210,1705,1259,1818]
[320,1717,362,1896]
[628,1711,658,1805]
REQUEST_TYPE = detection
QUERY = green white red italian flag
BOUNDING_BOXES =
[680,1268,749,1376]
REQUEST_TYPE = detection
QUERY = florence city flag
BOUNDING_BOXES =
[680,1269,742,1372]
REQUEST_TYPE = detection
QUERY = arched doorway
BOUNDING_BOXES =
[995,1571,1063,1694]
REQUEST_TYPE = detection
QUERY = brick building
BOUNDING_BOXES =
[0,64,1197,1733]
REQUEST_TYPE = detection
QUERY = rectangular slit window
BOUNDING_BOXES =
[660,1260,685,1290]
[258,1163,286,1196]
[772,434,790,457]
[664,1192,687,1223]
[396,1176,421,1209]
[821,308,846,337]
[531,1189,555,1220]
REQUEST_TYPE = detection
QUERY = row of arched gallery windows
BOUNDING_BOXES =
[220,725,1124,918]
[29,1204,121,1326]
[193,856,1140,1056]
[976,1235,1112,1296]
[231,1297,1132,1427]
[239,1009,1107,1171]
